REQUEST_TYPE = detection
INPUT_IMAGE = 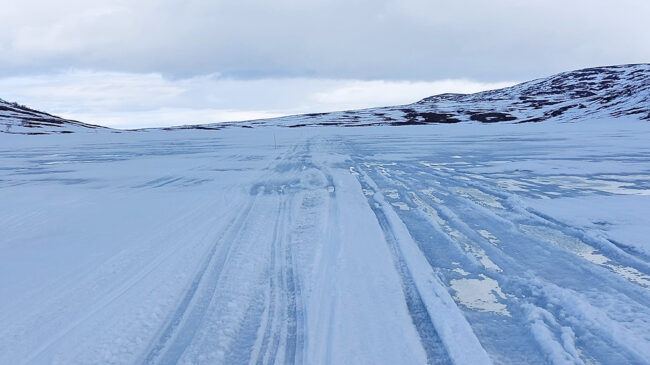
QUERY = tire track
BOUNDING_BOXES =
[143,195,261,364]
[284,239,301,365]
[362,157,650,364]
[253,185,306,364]
[354,168,452,365]
[254,200,285,365]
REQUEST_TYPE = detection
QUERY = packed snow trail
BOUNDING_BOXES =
[1,119,650,364]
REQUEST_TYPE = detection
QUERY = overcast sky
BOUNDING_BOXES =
[1,0,649,128]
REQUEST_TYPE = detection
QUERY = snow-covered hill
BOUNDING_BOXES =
[2,64,648,134]
[170,63,650,130]
[0,98,106,135]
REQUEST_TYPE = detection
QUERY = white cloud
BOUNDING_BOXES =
[0,1,646,128]
[0,70,517,128]
[64,108,284,130]
[311,79,514,109]
[0,1,648,80]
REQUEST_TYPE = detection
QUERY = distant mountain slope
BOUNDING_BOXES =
[414,63,650,124]
[0,99,107,135]
[167,63,650,130]
[2,63,648,134]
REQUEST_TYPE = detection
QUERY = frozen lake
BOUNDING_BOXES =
[1,119,649,364]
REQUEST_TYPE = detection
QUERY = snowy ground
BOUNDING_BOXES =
[1,119,649,364]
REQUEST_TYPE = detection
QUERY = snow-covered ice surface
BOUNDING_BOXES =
[1,116,650,365]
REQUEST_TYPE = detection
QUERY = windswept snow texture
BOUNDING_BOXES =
[1,117,650,364]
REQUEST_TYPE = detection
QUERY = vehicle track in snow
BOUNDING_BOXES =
[143,144,315,364]
[143,194,262,364]
[249,197,301,365]
[354,168,452,365]
[347,133,650,364]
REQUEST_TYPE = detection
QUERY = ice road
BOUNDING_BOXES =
[1,120,650,364]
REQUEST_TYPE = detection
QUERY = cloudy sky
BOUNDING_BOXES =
[1,0,648,128]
